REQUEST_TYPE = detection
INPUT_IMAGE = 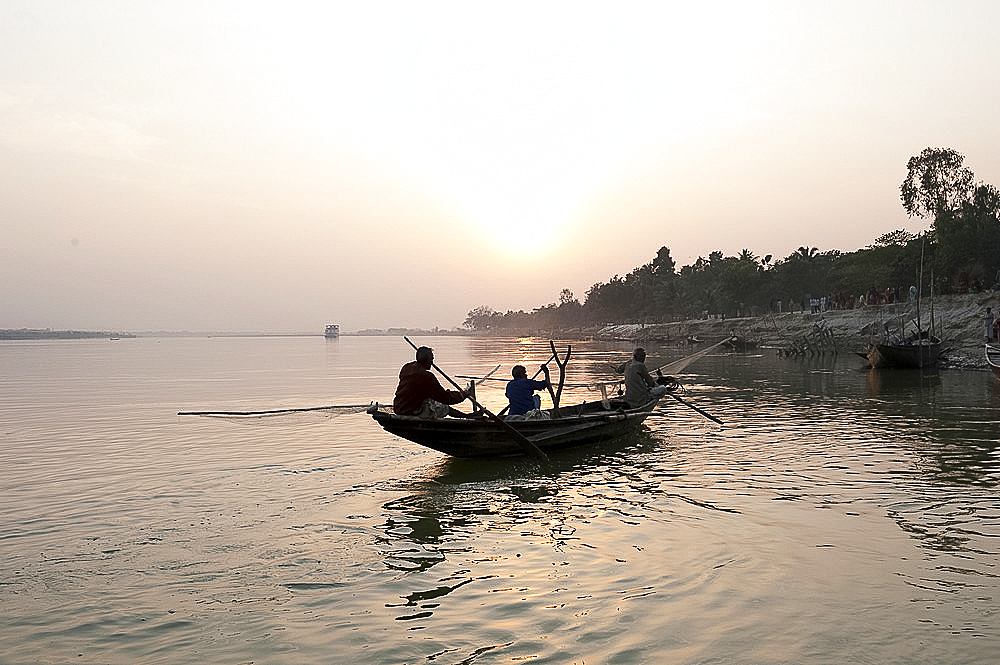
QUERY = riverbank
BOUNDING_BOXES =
[0,329,135,340]
[594,292,1000,370]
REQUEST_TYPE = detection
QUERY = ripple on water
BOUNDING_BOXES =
[5,339,1000,663]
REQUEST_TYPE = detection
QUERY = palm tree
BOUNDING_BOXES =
[794,246,818,262]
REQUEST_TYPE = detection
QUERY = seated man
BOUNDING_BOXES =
[505,364,550,418]
[392,346,469,418]
[616,347,668,408]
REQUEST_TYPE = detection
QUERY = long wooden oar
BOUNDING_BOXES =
[477,364,502,385]
[178,403,373,416]
[403,337,550,464]
[666,392,723,425]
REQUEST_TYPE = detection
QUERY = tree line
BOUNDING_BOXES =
[466,147,1000,333]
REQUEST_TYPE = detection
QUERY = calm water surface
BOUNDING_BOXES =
[2,335,999,664]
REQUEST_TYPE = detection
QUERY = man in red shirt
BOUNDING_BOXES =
[392,346,470,417]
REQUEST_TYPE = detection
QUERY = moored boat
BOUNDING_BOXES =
[986,343,1000,379]
[723,334,758,352]
[864,329,941,369]
[324,324,340,338]
[368,395,663,458]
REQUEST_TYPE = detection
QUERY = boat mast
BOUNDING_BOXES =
[929,268,936,336]
[916,236,924,334]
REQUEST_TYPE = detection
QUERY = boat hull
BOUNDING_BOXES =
[369,398,661,458]
[865,337,941,369]
[987,344,1000,379]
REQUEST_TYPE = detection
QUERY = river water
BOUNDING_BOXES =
[2,335,999,664]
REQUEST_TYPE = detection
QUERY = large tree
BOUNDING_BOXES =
[464,305,499,331]
[936,183,1000,281]
[900,147,975,221]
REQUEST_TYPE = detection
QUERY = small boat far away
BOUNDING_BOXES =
[324,324,339,338]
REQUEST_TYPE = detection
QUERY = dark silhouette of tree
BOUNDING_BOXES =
[793,246,818,262]
[936,183,1000,283]
[901,147,974,221]
[872,229,917,248]
[461,149,997,333]
[464,305,499,330]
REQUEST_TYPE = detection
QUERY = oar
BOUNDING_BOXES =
[178,403,373,416]
[403,337,550,464]
[477,364,502,385]
[666,392,723,425]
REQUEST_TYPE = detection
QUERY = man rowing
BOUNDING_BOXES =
[504,364,550,419]
[393,346,471,418]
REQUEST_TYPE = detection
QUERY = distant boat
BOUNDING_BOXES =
[723,334,758,352]
[324,324,340,338]
[987,343,1000,380]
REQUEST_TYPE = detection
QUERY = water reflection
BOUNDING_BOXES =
[988,376,1000,409]
[863,367,942,398]
[373,433,661,576]
[11,335,1000,664]
[385,577,475,621]
[377,495,489,574]
[362,344,1000,659]
[373,428,734,575]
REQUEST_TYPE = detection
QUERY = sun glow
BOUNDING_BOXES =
[457,185,575,258]
[410,130,637,260]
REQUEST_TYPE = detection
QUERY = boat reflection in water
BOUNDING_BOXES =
[864,366,941,398]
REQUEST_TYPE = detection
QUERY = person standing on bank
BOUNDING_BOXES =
[986,307,995,343]
[617,347,668,408]
[505,364,550,418]
[393,346,470,418]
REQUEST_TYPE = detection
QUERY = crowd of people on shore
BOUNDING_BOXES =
[777,286,919,316]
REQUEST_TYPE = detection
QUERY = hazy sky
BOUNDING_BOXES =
[3,1,999,332]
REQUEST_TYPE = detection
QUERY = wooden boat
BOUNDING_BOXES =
[368,395,663,458]
[860,239,944,370]
[182,339,722,459]
[324,324,340,338]
[723,334,758,352]
[986,343,1000,379]
[864,329,942,369]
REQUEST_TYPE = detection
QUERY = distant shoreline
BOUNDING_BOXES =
[0,329,135,340]
[0,328,469,340]
[8,292,995,364]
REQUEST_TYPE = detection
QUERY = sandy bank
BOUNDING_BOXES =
[596,292,1000,370]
